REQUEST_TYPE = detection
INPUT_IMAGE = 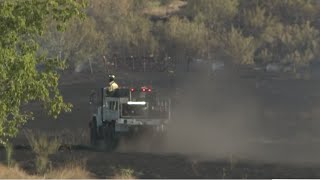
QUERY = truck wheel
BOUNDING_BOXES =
[103,123,116,151]
[89,116,98,146]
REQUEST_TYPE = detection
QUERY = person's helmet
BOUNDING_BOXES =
[108,74,115,82]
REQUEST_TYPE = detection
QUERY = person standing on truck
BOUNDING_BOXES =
[107,74,119,96]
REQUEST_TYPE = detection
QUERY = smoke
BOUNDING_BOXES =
[117,69,320,165]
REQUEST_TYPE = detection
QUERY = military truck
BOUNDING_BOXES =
[89,86,171,150]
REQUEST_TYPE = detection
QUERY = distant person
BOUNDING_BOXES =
[107,74,119,96]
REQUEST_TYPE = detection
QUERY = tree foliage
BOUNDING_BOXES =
[185,0,239,29]
[40,16,105,72]
[222,27,256,65]
[236,0,319,67]
[0,0,86,144]
[39,0,320,72]
[164,17,208,57]
[56,0,159,72]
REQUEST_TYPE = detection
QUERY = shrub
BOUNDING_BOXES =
[24,129,61,174]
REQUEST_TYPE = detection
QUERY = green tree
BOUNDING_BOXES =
[241,6,279,38]
[226,0,320,68]
[162,16,208,71]
[0,0,86,145]
[221,27,256,65]
[239,0,319,26]
[36,0,320,74]
[260,21,319,70]
[41,17,106,72]
[88,0,159,71]
[110,13,158,57]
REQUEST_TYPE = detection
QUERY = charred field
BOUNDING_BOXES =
[1,148,320,178]
[2,71,320,179]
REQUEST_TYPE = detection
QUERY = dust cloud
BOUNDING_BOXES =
[163,71,263,161]
[117,70,320,165]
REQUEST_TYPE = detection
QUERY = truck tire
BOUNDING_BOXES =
[103,122,116,151]
[89,116,98,146]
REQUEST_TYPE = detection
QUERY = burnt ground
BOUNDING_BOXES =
[3,70,320,178]
[1,149,320,178]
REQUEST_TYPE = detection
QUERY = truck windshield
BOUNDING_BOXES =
[121,104,148,117]
[121,103,169,118]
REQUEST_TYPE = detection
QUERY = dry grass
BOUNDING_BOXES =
[45,160,93,179]
[112,167,136,179]
[30,128,90,146]
[59,128,90,145]
[24,129,61,174]
[3,129,92,179]
[0,164,38,179]
[24,129,61,155]
[0,161,93,179]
